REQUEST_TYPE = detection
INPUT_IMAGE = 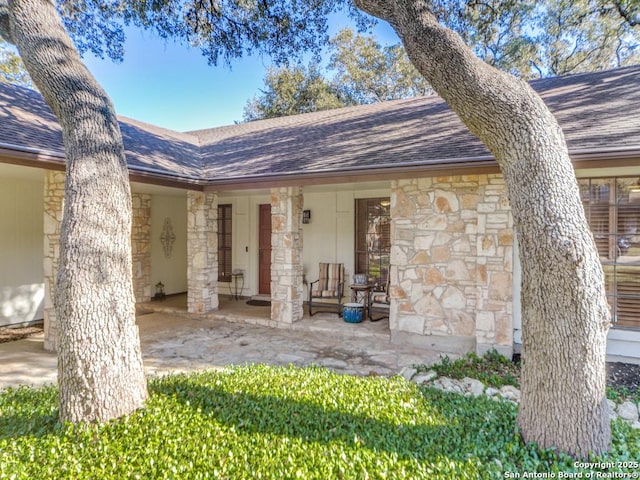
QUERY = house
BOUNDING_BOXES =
[1,65,639,362]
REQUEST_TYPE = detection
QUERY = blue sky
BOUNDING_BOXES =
[82,17,399,133]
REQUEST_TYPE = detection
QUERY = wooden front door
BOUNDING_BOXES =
[258,204,271,295]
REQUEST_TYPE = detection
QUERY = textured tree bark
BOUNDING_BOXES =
[354,0,611,458]
[0,0,147,423]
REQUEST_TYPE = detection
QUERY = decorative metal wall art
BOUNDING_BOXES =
[160,217,176,258]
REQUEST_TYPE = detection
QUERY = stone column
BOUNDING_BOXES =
[187,191,218,314]
[43,170,65,351]
[475,174,514,357]
[270,186,304,324]
[131,193,151,303]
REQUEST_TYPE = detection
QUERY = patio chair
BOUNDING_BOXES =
[308,263,345,317]
[368,274,391,322]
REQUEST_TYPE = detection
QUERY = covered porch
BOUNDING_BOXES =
[0,299,436,391]
[138,293,392,343]
[30,166,514,358]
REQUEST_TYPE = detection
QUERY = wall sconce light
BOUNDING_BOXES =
[303,210,311,224]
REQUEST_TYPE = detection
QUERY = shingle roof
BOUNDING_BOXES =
[0,83,64,157]
[118,117,200,178]
[0,84,201,178]
[191,65,640,179]
[192,97,484,178]
[531,66,640,150]
[1,65,639,185]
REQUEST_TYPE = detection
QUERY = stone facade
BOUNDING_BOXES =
[40,168,514,356]
[270,187,305,324]
[187,191,219,314]
[390,174,513,356]
[43,173,155,350]
[43,170,65,351]
[131,193,151,303]
[475,175,513,354]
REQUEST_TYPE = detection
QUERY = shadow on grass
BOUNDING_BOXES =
[147,371,518,462]
[0,368,518,463]
[0,385,60,439]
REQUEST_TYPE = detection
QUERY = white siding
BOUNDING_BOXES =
[302,191,355,284]
[151,194,188,295]
[0,176,44,326]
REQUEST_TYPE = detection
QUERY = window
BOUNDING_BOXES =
[579,177,640,329]
[217,204,232,282]
[355,198,391,287]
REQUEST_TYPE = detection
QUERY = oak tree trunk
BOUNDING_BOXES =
[354,0,611,458]
[0,0,147,423]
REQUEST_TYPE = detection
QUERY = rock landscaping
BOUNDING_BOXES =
[401,366,640,429]
[0,325,43,343]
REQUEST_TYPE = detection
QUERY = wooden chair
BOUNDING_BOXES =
[308,263,345,317]
[368,274,391,322]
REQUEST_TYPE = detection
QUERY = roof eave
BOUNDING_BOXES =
[202,156,500,191]
[128,167,204,191]
[0,143,66,171]
[0,143,205,190]
[2,142,639,193]
[202,147,640,191]
[570,146,640,167]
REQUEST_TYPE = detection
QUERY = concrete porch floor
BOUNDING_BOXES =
[138,293,392,341]
[0,294,441,390]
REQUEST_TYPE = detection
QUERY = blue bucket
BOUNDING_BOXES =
[343,303,363,323]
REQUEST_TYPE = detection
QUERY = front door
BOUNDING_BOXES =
[258,204,271,295]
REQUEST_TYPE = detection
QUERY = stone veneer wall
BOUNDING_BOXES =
[475,175,513,355]
[270,187,305,324]
[131,193,151,303]
[390,174,513,356]
[187,191,219,314]
[44,173,155,350]
[43,170,65,351]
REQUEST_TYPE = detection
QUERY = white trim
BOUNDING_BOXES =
[607,328,640,364]
[0,141,64,159]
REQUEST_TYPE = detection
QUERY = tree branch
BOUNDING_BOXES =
[355,0,538,163]
[352,0,396,23]
[0,0,15,44]
[611,0,639,26]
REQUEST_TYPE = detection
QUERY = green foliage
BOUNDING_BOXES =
[328,28,432,104]
[425,350,639,404]
[432,0,640,79]
[54,0,374,65]
[243,27,432,121]
[0,41,33,89]
[607,385,640,404]
[51,0,639,78]
[242,0,640,120]
[1,365,638,478]
[535,0,639,76]
[243,64,345,121]
[426,350,521,388]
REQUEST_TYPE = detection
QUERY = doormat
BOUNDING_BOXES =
[246,300,271,307]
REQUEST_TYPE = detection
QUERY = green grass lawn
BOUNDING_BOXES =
[1,364,638,479]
